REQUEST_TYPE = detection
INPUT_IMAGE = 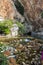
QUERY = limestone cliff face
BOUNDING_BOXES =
[19,0,43,30]
[0,0,16,19]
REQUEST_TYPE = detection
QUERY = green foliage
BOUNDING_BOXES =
[0,53,8,65]
[0,43,8,65]
[0,19,13,35]
[0,26,10,35]
[3,19,13,27]
[0,43,7,52]
[0,19,13,28]
[4,27,10,34]
[41,12,43,18]
[16,22,26,35]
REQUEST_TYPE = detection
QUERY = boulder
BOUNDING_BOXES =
[0,0,16,19]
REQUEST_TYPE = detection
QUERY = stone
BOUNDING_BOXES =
[0,0,16,19]
[11,24,19,37]
[0,16,4,21]
[9,58,18,65]
[18,0,43,31]
[8,62,13,65]
[4,50,11,56]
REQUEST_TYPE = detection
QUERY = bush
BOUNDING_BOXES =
[0,53,8,65]
[3,19,13,27]
[16,22,26,35]
[0,43,8,65]
[0,19,13,35]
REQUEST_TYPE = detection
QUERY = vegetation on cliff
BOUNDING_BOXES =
[0,19,13,35]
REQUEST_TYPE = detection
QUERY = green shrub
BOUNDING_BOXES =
[0,26,10,35]
[0,19,13,35]
[16,22,26,35]
[3,19,13,27]
[0,53,8,65]
[0,19,13,27]
[0,43,8,65]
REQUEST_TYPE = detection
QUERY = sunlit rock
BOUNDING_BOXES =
[0,16,4,21]
[0,0,16,19]
[11,24,19,37]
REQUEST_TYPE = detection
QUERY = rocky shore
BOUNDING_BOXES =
[0,38,43,65]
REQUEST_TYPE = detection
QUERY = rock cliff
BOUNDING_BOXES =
[0,0,43,31]
[18,0,43,31]
[0,0,16,19]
